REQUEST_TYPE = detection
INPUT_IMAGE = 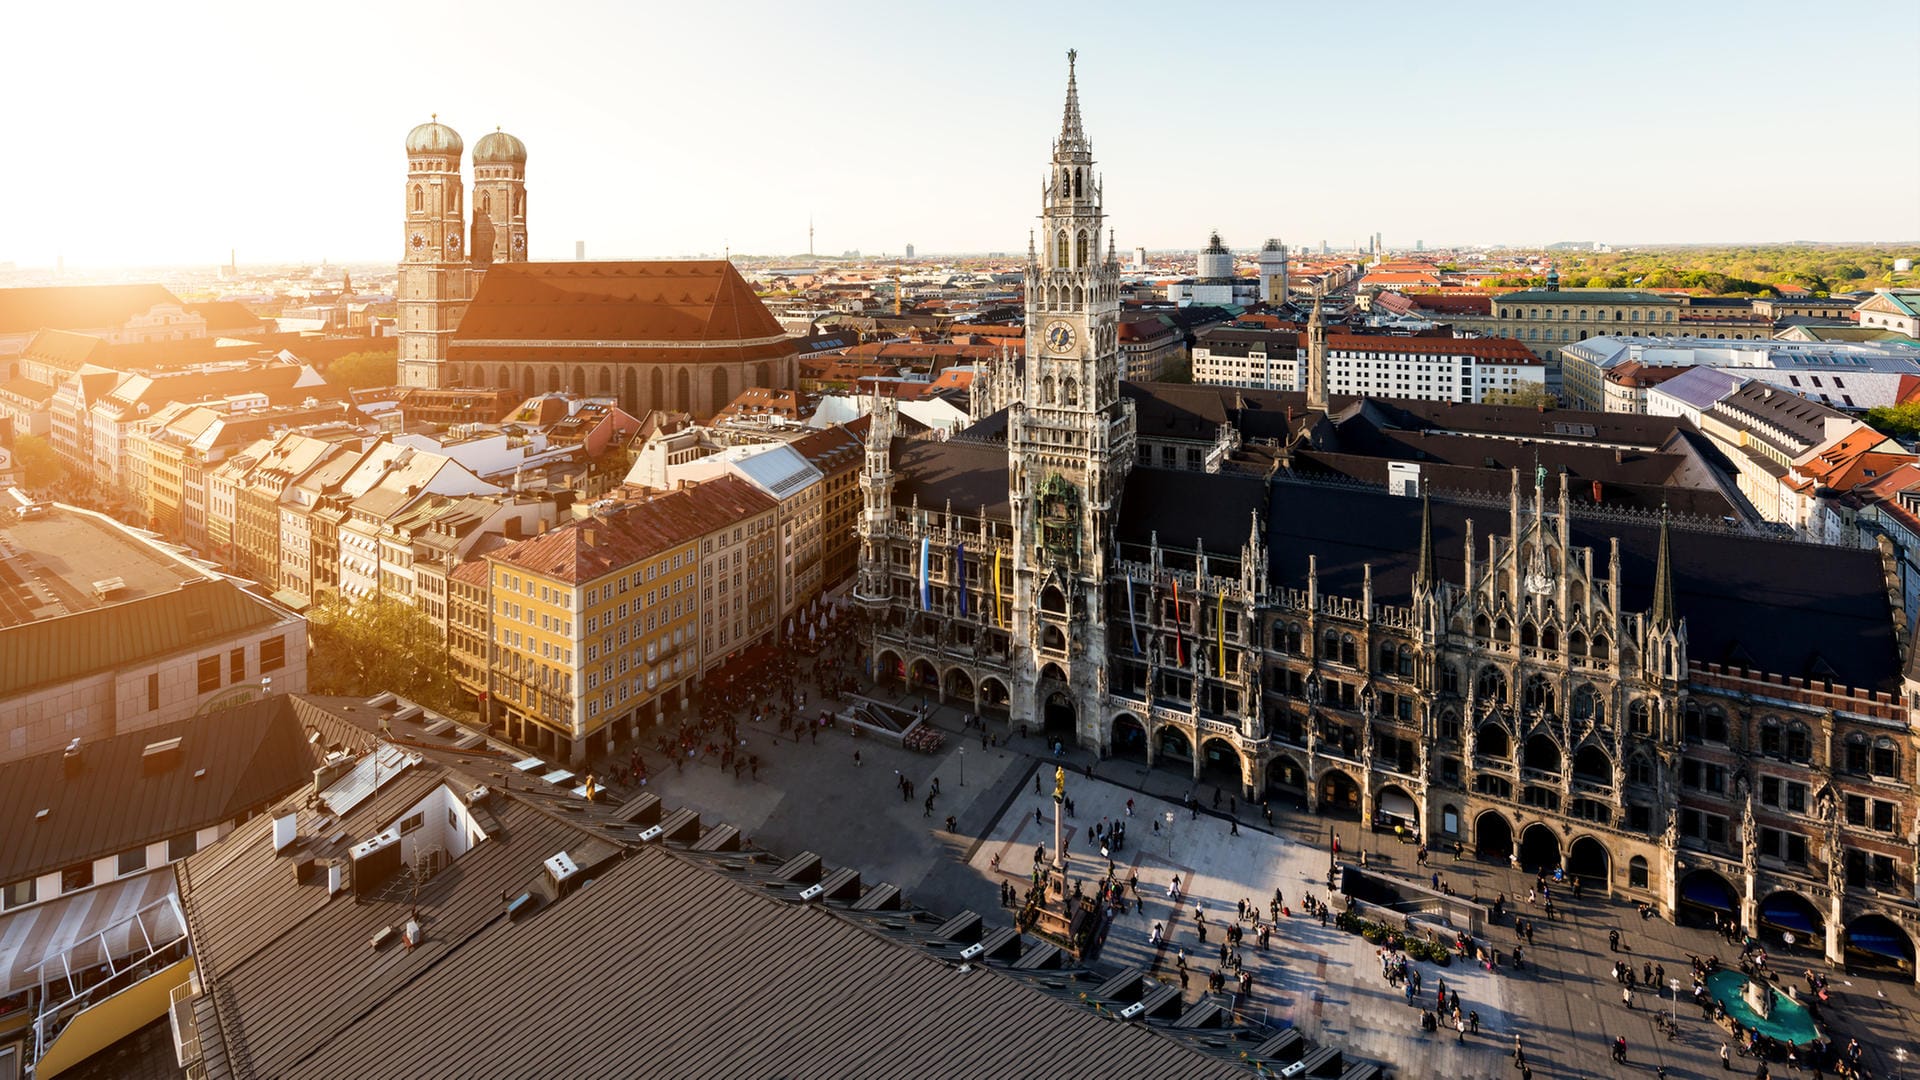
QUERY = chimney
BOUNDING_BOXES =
[62,738,83,777]
[538,519,549,535]
[583,526,599,547]
[505,517,523,539]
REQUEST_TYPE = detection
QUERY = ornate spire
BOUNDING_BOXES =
[1651,502,1675,629]
[1057,49,1087,154]
[1416,483,1437,594]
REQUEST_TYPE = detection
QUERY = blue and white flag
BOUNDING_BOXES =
[919,537,931,611]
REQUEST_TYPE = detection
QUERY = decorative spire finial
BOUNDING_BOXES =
[1058,49,1086,150]
[1651,500,1675,629]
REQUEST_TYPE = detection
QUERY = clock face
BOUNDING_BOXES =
[1045,320,1075,353]
[409,231,426,250]
[445,234,462,254]
[512,234,527,253]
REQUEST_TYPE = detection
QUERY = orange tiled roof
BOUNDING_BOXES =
[488,474,774,584]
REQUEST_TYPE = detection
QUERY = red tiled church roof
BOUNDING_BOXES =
[450,261,793,365]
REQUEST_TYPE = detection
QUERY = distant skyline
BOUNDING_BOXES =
[7,0,1918,269]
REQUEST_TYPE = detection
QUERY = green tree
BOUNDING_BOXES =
[1864,403,1920,440]
[306,593,469,717]
[11,433,69,491]
[323,349,399,390]
[1482,381,1558,408]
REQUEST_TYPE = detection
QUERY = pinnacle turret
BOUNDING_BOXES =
[1056,49,1089,157]
[1651,504,1675,629]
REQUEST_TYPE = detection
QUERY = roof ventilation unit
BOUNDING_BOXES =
[272,812,298,852]
[637,825,665,844]
[958,942,987,962]
[544,851,579,889]
[797,883,826,903]
[1119,1001,1149,1021]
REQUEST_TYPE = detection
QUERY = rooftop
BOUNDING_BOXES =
[0,284,187,337]
[0,504,214,628]
[450,260,794,365]
[175,716,1250,1080]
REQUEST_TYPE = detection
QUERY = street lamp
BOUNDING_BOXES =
[958,747,965,787]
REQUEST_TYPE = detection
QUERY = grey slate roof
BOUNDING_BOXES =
[0,697,373,885]
[177,747,1255,1080]
[1264,480,1900,690]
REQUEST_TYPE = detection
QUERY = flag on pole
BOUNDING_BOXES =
[1124,570,1141,655]
[919,537,930,611]
[1217,590,1226,678]
[955,543,967,615]
[1171,577,1186,666]
[994,551,1005,626]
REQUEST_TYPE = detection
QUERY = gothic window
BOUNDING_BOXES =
[1628,699,1652,736]
[1473,614,1490,638]
[1340,634,1357,667]
[412,185,423,212]
[1042,374,1056,404]
[1628,754,1653,786]
[1759,718,1782,756]
[1286,624,1303,654]
[1493,618,1511,644]
[1591,635,1610,661]
[1398,645,1414,677]
[1440,663,1461,695]
[1378,641,1396,673]
[480,192,492,215]
[1076,230,1089,267]
[1322,629,1339,661]
[1520,622,1537,648]
[1056,231,1069,266]
[1572,684,1602,723]
[1073,167,1082,197]
[1523,674,1555,714]
[1475,666,1507,705]
[1568,631,1587,657]
[1270,622,1288,652]
[1542,627,1558,652]
[1062,378,1079,406]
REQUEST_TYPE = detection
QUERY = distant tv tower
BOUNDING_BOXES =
[808,214,815,258]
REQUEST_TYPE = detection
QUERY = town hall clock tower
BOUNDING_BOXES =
[1006,51,1137,745]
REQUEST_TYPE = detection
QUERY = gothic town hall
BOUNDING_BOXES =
[853,53,1920,979]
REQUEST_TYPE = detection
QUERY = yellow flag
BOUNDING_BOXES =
[1217,591,1226,678]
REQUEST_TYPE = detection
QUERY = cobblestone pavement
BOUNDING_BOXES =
[586,680,1920,1080]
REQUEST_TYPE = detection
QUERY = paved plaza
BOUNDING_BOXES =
[589,681,1920,1080]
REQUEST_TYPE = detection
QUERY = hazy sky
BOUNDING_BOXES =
[7,0,1918,268]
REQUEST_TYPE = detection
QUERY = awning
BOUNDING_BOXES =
[1758,896,1819,935]
[0,870,182,997]
[269,588,311,613]
[1682,873,1737,912]
[1377,790,1418,823]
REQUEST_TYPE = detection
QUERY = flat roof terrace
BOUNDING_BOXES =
[0,506,207,628]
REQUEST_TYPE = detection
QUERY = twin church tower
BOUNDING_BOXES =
[396,118,530,388]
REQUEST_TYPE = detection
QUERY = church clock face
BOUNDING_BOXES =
[445,234,462,255]
[1044,320,1075,354]
[512,234,526,253]
[409,231,426,251]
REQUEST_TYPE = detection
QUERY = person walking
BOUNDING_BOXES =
[1622,986,1633,1009]
[852,749,861,766]
[1610,928,1621,952]
[1721,1043,1732,1071]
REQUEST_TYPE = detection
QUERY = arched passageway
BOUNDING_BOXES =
[1678,869,1739,929]
[1200,738,1242,787]
[1519,823,1561,875]
[1318,770,1361,818]
[1566,835,1610,890]
[1475,811,1513,862]
[1844,913,1915,974]
[1758,891,1824,950]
